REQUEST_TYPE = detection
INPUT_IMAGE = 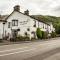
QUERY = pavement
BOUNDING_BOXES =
[0,37,58,45]
[0,37,60,60]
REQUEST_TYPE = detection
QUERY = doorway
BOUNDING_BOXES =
[12,29,18,41]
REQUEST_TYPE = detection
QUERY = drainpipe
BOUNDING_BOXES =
[3,22,5,40]
[38,21,39,28]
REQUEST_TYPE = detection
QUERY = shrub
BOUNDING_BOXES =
[36,28,49,39]
[16,35,23,41]
[0,39,2,42]
[54,23,60,34]
[16,35,30,41]
[36,28,42,39]
[31,37,36,41]
[51,31,56,38]
[23,36,30,41]
[42,31,48,39]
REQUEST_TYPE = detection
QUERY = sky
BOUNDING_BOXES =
[0,0,60,17]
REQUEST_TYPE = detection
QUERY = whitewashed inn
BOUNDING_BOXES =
[0,5,55,40]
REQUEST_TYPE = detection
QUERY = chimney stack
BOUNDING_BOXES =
[24,10,29,15]
[14,5,20,12]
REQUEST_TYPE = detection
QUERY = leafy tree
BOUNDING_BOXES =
[54,23,60,34]
[36,28,42,39]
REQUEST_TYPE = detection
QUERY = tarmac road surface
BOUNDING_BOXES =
[0,37,60,60]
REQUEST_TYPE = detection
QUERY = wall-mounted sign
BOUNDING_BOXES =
[20,19,29,25]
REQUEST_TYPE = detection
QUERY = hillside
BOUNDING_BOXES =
[31,15,60,34]
[31,15,60,24]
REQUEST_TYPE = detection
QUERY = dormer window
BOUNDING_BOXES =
[12,20,18,26]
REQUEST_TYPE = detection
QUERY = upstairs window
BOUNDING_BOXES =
[45,25,47,29]
[43,24,44,29]
[34,21,36,27]
[34,24,36,27]
[12,20,18,26]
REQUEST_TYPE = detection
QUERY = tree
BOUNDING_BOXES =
[36,28,42,39]
[54,23,60,34]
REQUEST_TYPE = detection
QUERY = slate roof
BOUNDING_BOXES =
[0,15,8,22]
[0,11,50,25]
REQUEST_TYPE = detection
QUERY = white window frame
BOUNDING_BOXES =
[12,20,18,26]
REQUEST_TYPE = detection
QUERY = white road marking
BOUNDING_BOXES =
[0,48,36,57]
[0,47,28,53]
[0,40,59,57]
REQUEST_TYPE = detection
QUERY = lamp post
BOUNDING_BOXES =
[3,22,5,40]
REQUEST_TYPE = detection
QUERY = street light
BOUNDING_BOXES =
[3,22,5,39]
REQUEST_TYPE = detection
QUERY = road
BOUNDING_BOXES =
[0,38,60,60]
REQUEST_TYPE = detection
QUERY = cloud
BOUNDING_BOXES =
[0,0,60,16]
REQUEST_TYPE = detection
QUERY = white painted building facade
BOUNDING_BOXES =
[0,5,55,39]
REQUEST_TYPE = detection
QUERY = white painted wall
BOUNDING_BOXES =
[0,22,3,39]
[4,11,36,39]
[0,11,55,39]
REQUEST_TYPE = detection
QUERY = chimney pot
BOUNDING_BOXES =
[14,5,20,12]
[24,10,29,15]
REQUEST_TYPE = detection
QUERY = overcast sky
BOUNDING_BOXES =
[0,0,60,17]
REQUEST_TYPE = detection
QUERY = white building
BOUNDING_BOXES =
[0,5,55,40]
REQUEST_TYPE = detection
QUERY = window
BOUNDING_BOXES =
[12,20,18,26]
[25,32,27,36]
[27,28,30,31]
[17,29,20,31]
[43,24,44,29]
[8,22,11,28]
[44,24,47,29]
[31,31,35,34]
[34,21,36,27]
[34,24,36,27]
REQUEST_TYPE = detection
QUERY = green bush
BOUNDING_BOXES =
[36,28,42,39]
[51,31,56,38]
[23,36,30,41]
[16,35,23,41]
[36,28,49,39]
[16,35,30,41]
[42,31,48,39]
[54,23,60,34]
[10,34,30,42]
